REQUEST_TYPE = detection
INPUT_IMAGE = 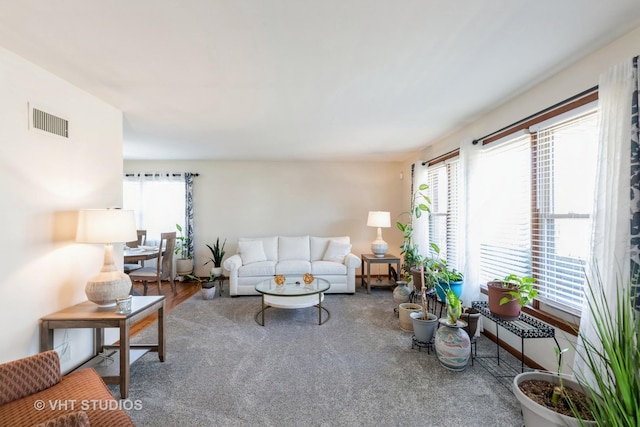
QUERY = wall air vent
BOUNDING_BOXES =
[31,107,69,138]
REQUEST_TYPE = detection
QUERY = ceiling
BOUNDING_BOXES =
[2,1,640,161]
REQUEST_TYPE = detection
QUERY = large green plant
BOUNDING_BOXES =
[175,223,192,259]
[204,238,227,268]
[569,273,639,426]
[396,183,430,281]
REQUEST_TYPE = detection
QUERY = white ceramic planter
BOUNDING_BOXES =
[513,371,596,427]
[201,285,217,300]
[176,258,193,276]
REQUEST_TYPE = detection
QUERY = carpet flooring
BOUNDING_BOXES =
[115,287,525,426]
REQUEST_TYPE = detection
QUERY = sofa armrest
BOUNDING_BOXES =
[223,254,242,272]
[0,350,61,406]
[345,253,361,269]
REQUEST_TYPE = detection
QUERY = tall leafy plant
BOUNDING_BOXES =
[396,183,430,281]
[175,223,192,259]
[570,272,639,426]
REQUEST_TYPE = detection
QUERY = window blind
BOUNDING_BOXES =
[427,160,460,269]
[477,134,532,283]
[532,111,597,313]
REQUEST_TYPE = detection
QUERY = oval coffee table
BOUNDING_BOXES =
[255,277,330,326]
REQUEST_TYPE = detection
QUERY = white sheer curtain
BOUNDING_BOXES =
[459,138,483,305]
[412,162,430,257]
[123,173,186,246]
[574,58,634,377]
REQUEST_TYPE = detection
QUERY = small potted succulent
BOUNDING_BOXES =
[487,273,537,320]
[204,237,226,277]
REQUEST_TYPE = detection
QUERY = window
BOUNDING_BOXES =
[474,107,598,314]
[123,173,186,246]
[476,134,532,283]
[413,159,461,271]
[532,111,598,312]
[426,160,460,268]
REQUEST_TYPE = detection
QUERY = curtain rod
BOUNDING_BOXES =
[421,148,459,166]
[124,173,199,177]
[471,85,598,145]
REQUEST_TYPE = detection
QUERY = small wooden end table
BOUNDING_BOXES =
[40,295,165,399]
[360,253,401,293]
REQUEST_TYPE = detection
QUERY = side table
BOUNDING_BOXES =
[360,253,401,293]
[40,295,166,399]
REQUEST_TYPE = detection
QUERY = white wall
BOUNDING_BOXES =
[0,47,124,372]
[410,26,640,372]
[124,160,409,277]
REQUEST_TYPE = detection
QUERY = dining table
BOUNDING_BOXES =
[124,247,163,264]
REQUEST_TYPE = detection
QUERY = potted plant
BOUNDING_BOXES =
[186,273,217,300]
[175,223,193,276]
[204,237,226,277]
[409,280,438,344]
[433,285,472,371]
[487,273,537,320]
[513,272,638,426]
[396,183,430,287]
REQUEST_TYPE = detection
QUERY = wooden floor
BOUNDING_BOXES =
[129,280,201,338]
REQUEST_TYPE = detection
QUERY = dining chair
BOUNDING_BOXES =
[129,231,176,295]
[124,230,148,274]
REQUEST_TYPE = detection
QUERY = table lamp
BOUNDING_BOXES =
[76,209,138,307]
[367,211,390,257]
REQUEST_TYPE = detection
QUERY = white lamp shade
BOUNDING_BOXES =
[367,211,391,228]
[76,209,137,244]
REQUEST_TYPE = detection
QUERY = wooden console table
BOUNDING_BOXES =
[472,301,560,373]
[40,296,165,398]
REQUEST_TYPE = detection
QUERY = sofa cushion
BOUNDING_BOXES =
[312,260,348,275]
[310,236,350,261]
[238,240,267,265]
[322,240,352,263]
[278,236,310,261]
[0,350,61,406]
[238,261,276,277]
[275,260,312,275]
[238,237,278,261]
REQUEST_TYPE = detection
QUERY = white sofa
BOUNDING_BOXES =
[223,235,360,296]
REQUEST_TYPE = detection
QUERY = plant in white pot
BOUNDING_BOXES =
[513,272,639,426]
[204,237,226,277]
[187,273,217,300]
[174,224,193,276]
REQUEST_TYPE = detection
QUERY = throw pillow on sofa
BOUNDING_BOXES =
[322,240,352,263]
[238,240,267,265]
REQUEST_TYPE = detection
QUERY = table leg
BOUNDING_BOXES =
[262,295,265,326]
[39,320,53,351]
[119,320,130,399]
[318,293,322,325]
[366,261,372,293]
[158,302,165,362]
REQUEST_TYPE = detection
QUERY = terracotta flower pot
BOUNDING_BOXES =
[487,281,521,320]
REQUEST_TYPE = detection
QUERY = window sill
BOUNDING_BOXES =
[479,287,579,336]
